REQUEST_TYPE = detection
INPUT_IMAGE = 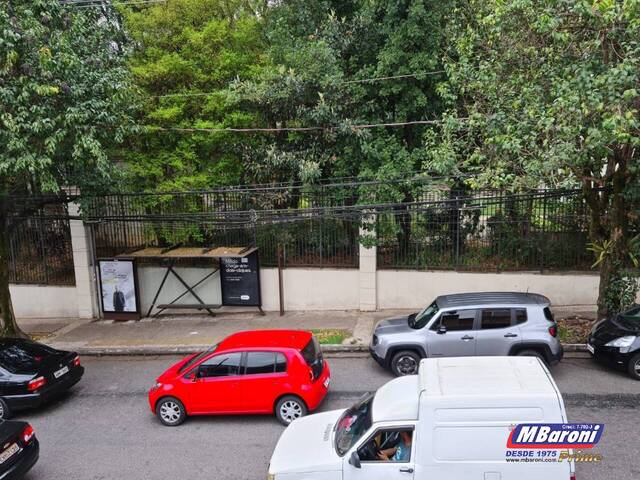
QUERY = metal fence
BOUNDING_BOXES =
[376,189,593,271]
[91,217,359,268]
[85,186,601,272]
[9,210,76,286]
[5,184,608,285]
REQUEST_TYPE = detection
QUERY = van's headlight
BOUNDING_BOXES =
[605,336,636,352]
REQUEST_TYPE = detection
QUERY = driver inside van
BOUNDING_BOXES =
[376,430,412,462]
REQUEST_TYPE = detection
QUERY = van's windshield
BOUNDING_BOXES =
[334,393,374,456]
[409,301,439,329]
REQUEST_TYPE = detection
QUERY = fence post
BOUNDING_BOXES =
[67,195,99,319]
[359,210,377,312]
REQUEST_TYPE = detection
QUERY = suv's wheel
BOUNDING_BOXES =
[516,349,548,364]
[275,395,307,425]
[627,353,640,380]
[391,350,421,376]
[156,396,186,426]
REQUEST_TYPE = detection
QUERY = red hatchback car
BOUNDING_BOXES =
[148,330,331,426]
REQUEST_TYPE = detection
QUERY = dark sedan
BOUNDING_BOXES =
[0,420,38,479]
[587,305,640,380]
[0,338,84,419]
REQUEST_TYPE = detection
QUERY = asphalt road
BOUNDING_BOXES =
[17,355,640,480]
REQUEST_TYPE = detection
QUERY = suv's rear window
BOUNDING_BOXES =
[515,308,528,324]
[301,336,323,380]
[480,309,512,329]
[543,307,555,322]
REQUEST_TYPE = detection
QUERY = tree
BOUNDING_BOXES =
[0,0,137,336]
[426,0,640,317]
[120,0,268,192]
[234,0,452,251]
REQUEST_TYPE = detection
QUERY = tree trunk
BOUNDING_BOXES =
[583,159,631,320]
[0,197,27,338]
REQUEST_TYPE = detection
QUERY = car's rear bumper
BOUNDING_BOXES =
[0,439,39,480]
[4,366,84,411]
[549,344,564,364]
[303,361,331,412]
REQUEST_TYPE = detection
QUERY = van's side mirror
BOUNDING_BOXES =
[348,451,361,469]
[438,325,447,334]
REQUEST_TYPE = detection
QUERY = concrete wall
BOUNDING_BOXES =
[10,285,79,318]
[135,267,360,314]
[377,270,601,309]
[260,268,360,311]
[11,268,605,318]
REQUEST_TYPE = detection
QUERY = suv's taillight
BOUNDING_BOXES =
[28,376,46,391]
[548,324,558,337]
[570,474,576,480]
[21,425,35,444]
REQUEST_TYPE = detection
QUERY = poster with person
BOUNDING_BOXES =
[99,260,138,314]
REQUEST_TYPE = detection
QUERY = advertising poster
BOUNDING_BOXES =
[220,250,262,307]
[99,259,139,314]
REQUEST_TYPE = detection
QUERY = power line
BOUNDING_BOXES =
[152,69,446,99]
[146,118,454,134]
[61,0,167,9]
[338,71,445,85]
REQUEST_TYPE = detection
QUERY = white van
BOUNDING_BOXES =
[267,356,576,480]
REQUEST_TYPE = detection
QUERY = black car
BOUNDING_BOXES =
[0,420,38,479]
[0,338,84,419]
[587,305,640,380]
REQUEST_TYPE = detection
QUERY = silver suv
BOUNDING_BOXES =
[370,292,563,376]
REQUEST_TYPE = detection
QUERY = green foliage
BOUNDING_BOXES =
[120,0,268,192]
[0,0,136,335]
[234,0,451,186]
[426,0,640,316]
[0,0,137,196]
[602,266,639,315]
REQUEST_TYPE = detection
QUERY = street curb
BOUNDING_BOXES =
[59,343,587,357]
[563,343,588,352]
[61,343,370,356]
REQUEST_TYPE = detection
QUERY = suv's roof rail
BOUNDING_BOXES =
[435,291,550,309]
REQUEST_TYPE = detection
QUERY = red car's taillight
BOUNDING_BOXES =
[21,425,35,444]
[73,355,81,367]
[28,376,46,391]
[549,325,558,337]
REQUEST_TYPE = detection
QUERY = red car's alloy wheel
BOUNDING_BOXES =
[156,397,186,426]
[275,396,307,425]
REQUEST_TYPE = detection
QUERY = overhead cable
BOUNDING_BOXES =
[146,118,456,134]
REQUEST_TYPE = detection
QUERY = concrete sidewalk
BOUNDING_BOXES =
[19,307,594,356]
